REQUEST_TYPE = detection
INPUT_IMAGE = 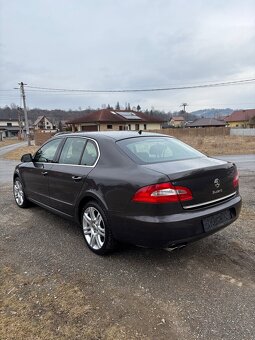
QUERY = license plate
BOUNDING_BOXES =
[203,210,232,232]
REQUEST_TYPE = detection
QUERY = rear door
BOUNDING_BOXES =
[48,137,99,216]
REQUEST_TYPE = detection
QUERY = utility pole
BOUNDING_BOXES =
[19,82,31,146]
[17,107,23,140]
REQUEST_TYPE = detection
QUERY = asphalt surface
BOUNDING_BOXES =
[214,154,255,174]
[0,146,255,339]
[0,142,26,184]
[0,141,27,157]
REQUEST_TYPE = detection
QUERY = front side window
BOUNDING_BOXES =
[117,137,204,164]
[59,137,87,165]
[34,138,62,163]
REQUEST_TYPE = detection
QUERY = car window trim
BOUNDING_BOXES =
[55,136,100,168]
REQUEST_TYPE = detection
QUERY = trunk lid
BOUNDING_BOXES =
[142,157,237,209]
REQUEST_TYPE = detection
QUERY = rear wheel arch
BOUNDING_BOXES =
[77,192,108,224]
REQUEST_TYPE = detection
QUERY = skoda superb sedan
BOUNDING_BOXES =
[13,131,241,255]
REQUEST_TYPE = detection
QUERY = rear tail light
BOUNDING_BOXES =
[132,182,193,203]
[233,172,239,188]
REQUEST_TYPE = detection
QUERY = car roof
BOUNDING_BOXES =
[54,131,173,141]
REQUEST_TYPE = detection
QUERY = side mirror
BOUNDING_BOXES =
[21,153,33,163]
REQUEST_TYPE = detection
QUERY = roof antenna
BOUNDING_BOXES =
[138,130,142,135]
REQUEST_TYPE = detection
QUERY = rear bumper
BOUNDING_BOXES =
[109,195,242,248]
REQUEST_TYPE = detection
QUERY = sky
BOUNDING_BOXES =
[0,0,255,112]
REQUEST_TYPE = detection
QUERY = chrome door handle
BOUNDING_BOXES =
[72,176,82,181]
[41,171,48,176]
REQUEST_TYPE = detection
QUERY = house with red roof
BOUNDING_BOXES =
[67,109,164,132]
[225,109,255,128]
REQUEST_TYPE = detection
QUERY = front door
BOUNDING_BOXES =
[21,138,63,206]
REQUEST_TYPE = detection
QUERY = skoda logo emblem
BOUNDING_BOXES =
[214,178,220,188]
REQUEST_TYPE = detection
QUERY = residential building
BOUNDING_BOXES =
[169,116,185,127]
[225,109,255,128]
[67,109,164,132]
[33,115,56,131]
[0,119,23,137]
[186,118,226,128]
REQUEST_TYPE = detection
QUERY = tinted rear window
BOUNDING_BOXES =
[117,137,204,164]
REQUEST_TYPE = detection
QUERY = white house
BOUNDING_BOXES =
[0,119,23,137]
[33,115,56,132]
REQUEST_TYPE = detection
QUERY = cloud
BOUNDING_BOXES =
[1,0,255,110]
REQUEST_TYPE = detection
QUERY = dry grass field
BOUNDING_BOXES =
[2,135,254,161]
[179,135,255,156]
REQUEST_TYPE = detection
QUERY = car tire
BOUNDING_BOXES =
[13,177,30,208]
[81,201,116,255]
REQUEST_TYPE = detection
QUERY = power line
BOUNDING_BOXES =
[24,77,255,93]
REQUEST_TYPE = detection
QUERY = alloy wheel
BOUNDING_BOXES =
[14,179,24,206]
[82,206,106,250]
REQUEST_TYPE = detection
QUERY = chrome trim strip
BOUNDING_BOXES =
[184,192,236,209]
[35,137,100,168]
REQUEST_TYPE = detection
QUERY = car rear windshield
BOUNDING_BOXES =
[117,136,204,164]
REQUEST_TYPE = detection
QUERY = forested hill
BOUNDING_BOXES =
[191,108,233,118]
[0,106,93,123]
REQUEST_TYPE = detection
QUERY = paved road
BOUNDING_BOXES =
[0,142,26,185]
[214,154,255,173]
[0,141,27,157]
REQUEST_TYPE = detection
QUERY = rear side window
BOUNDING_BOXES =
[58,137,98,166]
[117,137,204,164]
[81,140,98,166]
[59,137,87,165]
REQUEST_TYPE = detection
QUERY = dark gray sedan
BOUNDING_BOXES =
[13,132,241,255]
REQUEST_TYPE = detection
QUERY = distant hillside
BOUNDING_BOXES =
[191,108,233,118]
[0,106,93,123]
